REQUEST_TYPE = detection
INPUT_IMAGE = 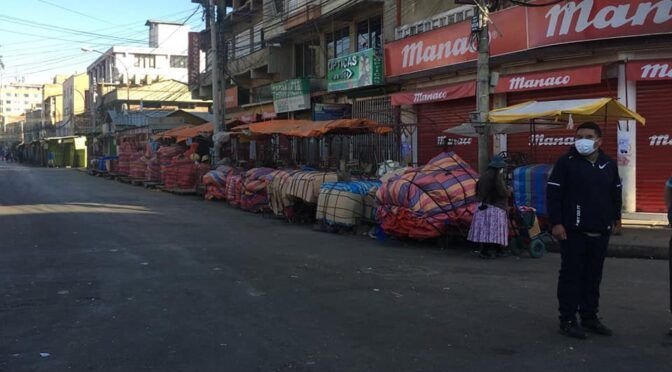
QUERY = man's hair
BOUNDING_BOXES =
[577,122,602,138]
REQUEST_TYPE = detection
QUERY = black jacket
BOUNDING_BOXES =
[547,148,622,234]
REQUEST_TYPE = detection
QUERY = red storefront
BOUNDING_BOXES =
[391,82,478,166]
[627,60,672,212]
[496,66,619,164]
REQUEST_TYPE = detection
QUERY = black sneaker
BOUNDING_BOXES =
[559,320,587,339]
[581,319,613,336]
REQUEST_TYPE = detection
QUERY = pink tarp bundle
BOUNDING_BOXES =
[240,167,276,212]
[203,166,238,200]
[376,152,479,239]
[226,175,243,207]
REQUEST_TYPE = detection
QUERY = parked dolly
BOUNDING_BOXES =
[508,206,555,258]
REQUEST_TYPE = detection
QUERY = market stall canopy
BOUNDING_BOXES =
[231,119,392,137]
[153,125,195,140]
[174,122,214,142]
[444,123,565,138]
[488,98,646,125]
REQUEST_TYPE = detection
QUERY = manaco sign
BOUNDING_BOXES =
[385,0,672,77]
[527,0,672,49]
[626,60,672,80]
[385,6,527,77]
[494,65,602,93]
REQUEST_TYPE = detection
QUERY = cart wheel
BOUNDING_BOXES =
[509,237,524,256]
[529,238,545,258]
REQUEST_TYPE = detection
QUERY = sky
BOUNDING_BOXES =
[0,0,206,84]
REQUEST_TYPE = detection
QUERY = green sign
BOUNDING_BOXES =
[271,78,311,113]
[327,49,383,92]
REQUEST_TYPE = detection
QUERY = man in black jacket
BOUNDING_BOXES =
[547,122,622,339]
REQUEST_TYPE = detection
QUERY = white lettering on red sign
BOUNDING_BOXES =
[401,37,472,69]
[414,91,448,103]
[649,134,672,146]
[640,63,672,79]
[529,134,575,146]
[437,136,473,146]
[509,75,571,91]
[545,0,672,38]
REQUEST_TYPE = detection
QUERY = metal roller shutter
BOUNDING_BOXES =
[636,81,672,212]
[416,98,479,166]
[505,80,618,165]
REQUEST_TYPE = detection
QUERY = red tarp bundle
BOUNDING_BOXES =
[240,167,276,212]
[158,145,186,186]
[376,152,479,239]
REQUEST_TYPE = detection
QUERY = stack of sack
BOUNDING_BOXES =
[512,164,553,217]
[316,180,381,227]
[173,157,197,189]
[240,168,276,212]
[158,145,186,186]
[376,152,479,239]
[203,166,238,200]
[116,141,136,175]
[129,152,146,179]
[145,157,161,182]
[269,170,338,220]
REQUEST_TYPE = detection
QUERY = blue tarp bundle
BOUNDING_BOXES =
[513,164,553,217]
[320,181,381,195]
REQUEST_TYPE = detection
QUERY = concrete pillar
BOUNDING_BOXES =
[492,93,507,156]
[617,63,637,213]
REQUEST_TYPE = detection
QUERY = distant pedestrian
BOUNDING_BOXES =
[547,122,622,339]
[665,175,672,336]
[468,155,512,259]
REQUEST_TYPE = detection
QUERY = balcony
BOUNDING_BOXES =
[283,1,322,30]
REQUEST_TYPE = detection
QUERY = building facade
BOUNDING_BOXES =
[61,73,90,137]
[194,0,672,213]
[0,82,43,130]
[86,21,191,87]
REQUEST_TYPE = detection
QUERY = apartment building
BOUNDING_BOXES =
[0,82,43,129]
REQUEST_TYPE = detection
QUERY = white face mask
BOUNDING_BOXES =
[575,138,596,156]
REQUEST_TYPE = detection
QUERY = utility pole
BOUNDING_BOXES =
[208,0,223,163]
[474,2,490,174]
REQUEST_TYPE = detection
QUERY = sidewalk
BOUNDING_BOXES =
[608,226,671,259]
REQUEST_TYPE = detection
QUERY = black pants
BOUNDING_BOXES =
[557,231,610,322]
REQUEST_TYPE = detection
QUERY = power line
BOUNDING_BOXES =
[36,0,117,25]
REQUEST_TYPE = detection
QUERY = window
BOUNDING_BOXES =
[357,16,382,51]
[5,93,9,97]
[134,54,156,68]
[234,29,251,58]
[295,39,319,77]
[24,93,29,97]
[5,100,10,104]
[170,56,187,68]
[326,27,350,61]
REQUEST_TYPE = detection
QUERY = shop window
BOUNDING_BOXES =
[294,39,319,78]
[170,56,188,68]
[357,16,382,51]
[133,54,155,68]
[326,27,350,61]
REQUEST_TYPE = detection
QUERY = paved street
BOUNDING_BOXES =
[1,163,671,372]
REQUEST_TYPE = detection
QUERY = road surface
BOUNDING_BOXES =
[1,163,670,371]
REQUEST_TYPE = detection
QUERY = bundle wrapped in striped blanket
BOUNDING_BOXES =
[376,152,479,239]
[240,167,277,212]
[316,181,381,227]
